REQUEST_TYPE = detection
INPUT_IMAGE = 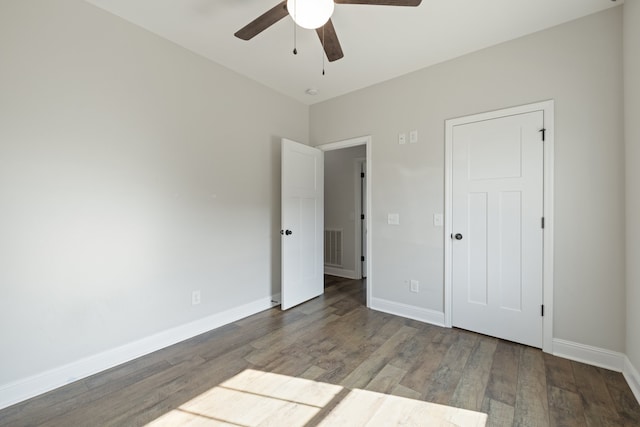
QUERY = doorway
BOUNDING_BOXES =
[444,101,554,352]
[318,136,372,307]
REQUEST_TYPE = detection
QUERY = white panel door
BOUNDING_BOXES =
[281,139,324,310]
[360,161,367,279]
[452,111,544,347]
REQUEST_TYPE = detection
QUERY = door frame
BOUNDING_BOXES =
[317,136,372,307]
[444,100,554,353]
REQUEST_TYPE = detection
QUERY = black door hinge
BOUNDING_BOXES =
[541,305,545,317]
[361,214,365,220]
[361,256,365,262]
[539,128,546,141]
[361,172,365,178]
[541,217,545,229]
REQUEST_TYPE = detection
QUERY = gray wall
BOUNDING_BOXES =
[324,145,366,276]
[625,0,640,373]
[310,8,626,352]
[0,0,308,385]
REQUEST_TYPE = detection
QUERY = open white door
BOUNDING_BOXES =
[361,161,367,278]
[281,139,324,310]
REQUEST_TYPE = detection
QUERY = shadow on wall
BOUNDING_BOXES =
[271,136,282,297]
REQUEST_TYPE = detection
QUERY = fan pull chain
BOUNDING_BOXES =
[293,24,297,55]
[292,0,297,55]
[322,24,325,75]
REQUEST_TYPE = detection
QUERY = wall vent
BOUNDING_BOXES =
[324,229,343,267]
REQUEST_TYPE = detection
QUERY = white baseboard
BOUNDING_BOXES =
[623,357,640,404]
[552,338,625,372]
[0,295,279,411]
[324,267,359,280]
[370,297,445,327]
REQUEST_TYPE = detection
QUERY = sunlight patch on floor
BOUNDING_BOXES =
[317,389,487,426]
[146,369,487,426]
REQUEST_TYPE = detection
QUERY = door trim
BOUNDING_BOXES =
[444,101,554,353]
[317,136,372,308]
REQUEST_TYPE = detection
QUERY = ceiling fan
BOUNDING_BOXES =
[234,0,422,62]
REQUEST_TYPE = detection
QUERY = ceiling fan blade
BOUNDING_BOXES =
[234,1,289,40]
[316,19,344,62]
[334,0,421,5]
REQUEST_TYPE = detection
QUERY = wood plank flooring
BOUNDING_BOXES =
[1,276,639,426]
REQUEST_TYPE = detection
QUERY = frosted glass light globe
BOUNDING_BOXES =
[287,0,335,30]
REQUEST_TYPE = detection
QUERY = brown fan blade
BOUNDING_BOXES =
[316,19,344,62]
[234,1,289,40]
[335,0,421,5]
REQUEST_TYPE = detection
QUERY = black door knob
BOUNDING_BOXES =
[454,233,463,240]
[285,230,293,235]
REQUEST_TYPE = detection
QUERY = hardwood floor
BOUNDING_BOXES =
[1,276,639,426]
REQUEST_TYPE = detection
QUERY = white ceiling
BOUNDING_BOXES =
[84,0,620,105]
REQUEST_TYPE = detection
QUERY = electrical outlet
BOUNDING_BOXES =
[410,280,419,293]
[398,133,406,145]
[192,290,201,305]
[433,213,443,227]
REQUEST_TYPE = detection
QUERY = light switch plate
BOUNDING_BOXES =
[388,213,400,225]
[398,133,406,145]
[410,130,418,144]
[434,213,443,227]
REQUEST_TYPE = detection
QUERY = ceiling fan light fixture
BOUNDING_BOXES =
[287,0,334,29]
